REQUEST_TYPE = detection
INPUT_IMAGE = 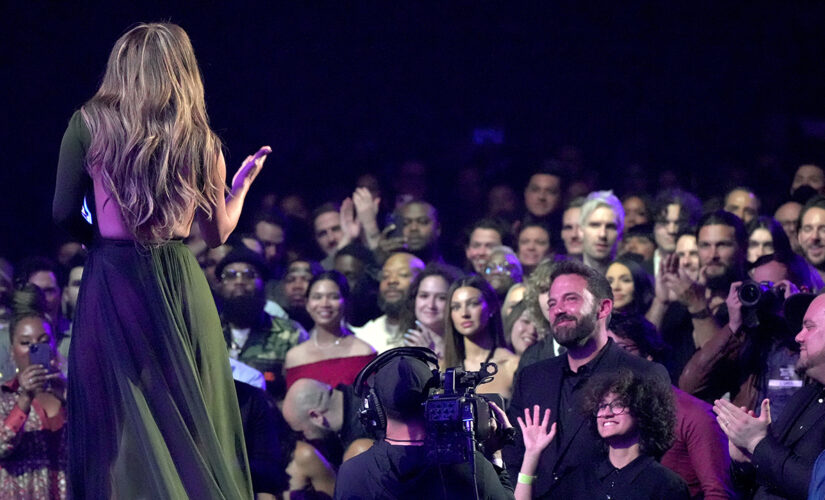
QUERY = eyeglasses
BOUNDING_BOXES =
[221,269,259,282]
[595,400,628,416]
[483,263,512,275]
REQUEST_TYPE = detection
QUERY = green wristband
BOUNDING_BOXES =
[517,473,536,485]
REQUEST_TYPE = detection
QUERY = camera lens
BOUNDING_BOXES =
[738,281,762,307]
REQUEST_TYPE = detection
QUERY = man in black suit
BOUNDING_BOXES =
[715,293,825,499]
[503,259,670,499]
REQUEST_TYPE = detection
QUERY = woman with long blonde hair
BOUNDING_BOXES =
[53,22,267,498]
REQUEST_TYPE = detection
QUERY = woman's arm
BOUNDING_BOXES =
[198,146,270,247]
[515,406,556,500]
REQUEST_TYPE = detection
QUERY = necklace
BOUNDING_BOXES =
[385,437,425,443]
[312,328,348,348]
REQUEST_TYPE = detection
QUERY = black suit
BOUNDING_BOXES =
[503,338,670,499]
[733,381,825,499]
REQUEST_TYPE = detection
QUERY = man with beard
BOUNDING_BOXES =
[353,252,425,353]
[399,200,443,263]
[654,211,747,382]
[503,259,669,499]
[798,195,825,284]
[714,293,825,500]
[483,246,523,302]
[216,247,308,399]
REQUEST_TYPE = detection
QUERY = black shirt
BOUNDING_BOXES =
[334,440,514,500]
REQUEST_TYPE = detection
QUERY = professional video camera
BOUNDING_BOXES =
[737,279,787,328]
[424,361,507,464]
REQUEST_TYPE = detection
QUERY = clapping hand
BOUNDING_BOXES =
[714,398,771,460]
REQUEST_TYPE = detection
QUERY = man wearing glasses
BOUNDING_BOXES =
[216,247,307,399]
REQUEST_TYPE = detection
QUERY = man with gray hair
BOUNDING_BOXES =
[579,190,624,274]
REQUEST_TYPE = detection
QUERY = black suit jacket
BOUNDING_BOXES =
[503,339,670,499]
[734,381,825,499]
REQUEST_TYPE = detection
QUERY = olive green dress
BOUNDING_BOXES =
[55,112,253,499]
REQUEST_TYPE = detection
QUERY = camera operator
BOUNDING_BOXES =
[334,348,515,500]
[679,251,818,415]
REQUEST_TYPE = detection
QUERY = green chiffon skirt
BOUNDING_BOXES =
[68,239,252,499]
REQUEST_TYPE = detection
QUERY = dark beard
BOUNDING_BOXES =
[705,264,742,294]
[551,309,598,348]
[378,295,405,319]
[222,293,266,328]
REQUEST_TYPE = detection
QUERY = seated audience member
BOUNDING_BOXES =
[14,257,71,362]
[501,283,527,318]
[774,200,802,254]
[253,209,289,280]
[399,263,462,360]
[334,243,380,327]
[792,163,825,196]
[621,193,651,230]
[559,198,584,259]
[746,215,793,264]
[579,190,625,275]
[279,258,323,331]
[335,348,515,499]
[680,252,814,415]
[352,252,425,353]
[522,162,565,251]
[398,200,444,264]
[504,300,542,356]
[608,313,735,499]
[605,254,654,317]
[503,259,670,498]
[1,285,67,499]
[651,188,703,277]
[464,217,509,274]
[523,369,689,500]
[714,293,825,500]
[620,222,656,272]
[515,260,557,370]
[285,271,376,390]
[724,187,760,225]
[484,246,524,302]
[216,247,308,399]
[234,380,290,499]
[516,223,552,277]
[442,275,518,400]
[312,203,348,270]
[649,211,748,382]
[282,378,373,468]
[797,195,825,284]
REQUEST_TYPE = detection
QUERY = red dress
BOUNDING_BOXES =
[285,353,377,390]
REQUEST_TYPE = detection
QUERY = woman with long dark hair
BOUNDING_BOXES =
[442,275,518,400]
[53,23,268,498]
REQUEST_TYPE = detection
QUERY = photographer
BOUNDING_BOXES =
[334,347,515,499]
[679,252,817,414]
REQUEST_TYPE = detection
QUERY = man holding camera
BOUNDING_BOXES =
[679,251,819,416]
[334,349,515,500]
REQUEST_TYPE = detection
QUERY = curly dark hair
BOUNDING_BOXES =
[582,368,675,457]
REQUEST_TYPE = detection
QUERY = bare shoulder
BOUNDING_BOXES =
[285,342,310,369]
[348,335,377,356]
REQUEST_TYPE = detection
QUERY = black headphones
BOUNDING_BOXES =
[353,347,440,434]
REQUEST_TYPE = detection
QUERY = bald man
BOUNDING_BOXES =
[282,378,372,466]
[352,252,425,353]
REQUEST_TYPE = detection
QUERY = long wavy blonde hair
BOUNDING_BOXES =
[81,23,222,243]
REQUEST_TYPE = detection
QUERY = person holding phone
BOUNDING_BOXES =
[0,285,66,498]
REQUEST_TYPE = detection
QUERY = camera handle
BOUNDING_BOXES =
[462,400,481,500]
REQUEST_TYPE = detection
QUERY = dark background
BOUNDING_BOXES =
[3,2,825,261]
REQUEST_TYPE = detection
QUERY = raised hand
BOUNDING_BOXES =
[517,405,557,457]
[231,146,271,196]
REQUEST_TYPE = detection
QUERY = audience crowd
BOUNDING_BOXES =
[2,154,823,498]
